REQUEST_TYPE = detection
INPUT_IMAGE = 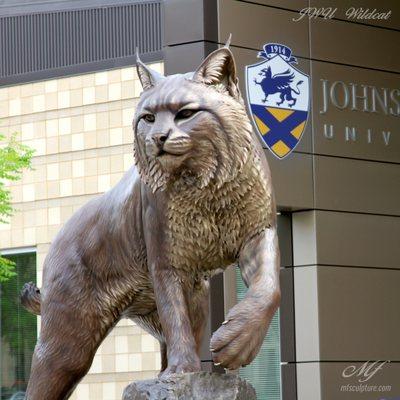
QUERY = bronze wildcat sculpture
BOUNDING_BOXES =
[21,43,281,400]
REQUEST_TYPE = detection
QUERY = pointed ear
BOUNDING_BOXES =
[193,47,241,100]
[136,52,164,90]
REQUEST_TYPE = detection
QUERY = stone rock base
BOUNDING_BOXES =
[122,372,256,400]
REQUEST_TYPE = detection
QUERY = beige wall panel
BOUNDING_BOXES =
[294,266,320,361]
[218,0,309,58]
[292,211,317,266]
[314,155,400,216]
[293,210,400,268]
[310,0,400,30]
[310,18,399,72]
[317,266,400,361]
[296,362,322,400]
[311,61,400,163]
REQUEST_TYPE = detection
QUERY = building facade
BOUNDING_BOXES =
[164,1,399,399]
[1,1,400,400]
[1,2,165,399]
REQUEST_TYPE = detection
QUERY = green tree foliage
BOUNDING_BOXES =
[0,133,33,282]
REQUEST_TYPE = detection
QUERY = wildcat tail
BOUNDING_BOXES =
[20,282,41,315]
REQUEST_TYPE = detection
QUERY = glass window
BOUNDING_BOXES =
[236,268,282,400]
[0,251,37,400]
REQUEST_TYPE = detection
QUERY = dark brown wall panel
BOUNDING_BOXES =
[315,211,400,269]
[280,268,295,362]
[164,0,206,45]
[310,17,400,72]
[164,42,217,75]
[314,155,400,216]
[319,362,400,400]
[293,210,400,268]
[266,152,313,210]
[311,0,400,30]
[218,0,309,58]
[238,0,307,11]
[164,0,218,46]
[317,266,400,361]
[297,362,400,400]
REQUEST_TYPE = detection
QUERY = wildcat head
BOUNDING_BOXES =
[133,45,254,192]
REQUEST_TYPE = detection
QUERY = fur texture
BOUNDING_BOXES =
[22,45,280,400]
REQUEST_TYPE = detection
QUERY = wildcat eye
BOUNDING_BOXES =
[142,114,155,123]
[176,109,197,120]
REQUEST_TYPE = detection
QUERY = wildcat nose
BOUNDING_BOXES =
[152,132,169,148]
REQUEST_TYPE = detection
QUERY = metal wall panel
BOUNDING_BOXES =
[298,361,400,400]
[293,211,400,269]
[318,362,400,400]
[266,152,314,210]
[281,363,298,400]
[164,0,205,45]
[311,61,400,163]
[317,266,400,361]
[310,17,400,72]
[236,0,307,11]
[310,0,400,30]
[277,213,293,268]
[218,0,310,58]
[164,41,219,75]
[314,155,400,216]
[280,268,296,363]
[164,0,218,46]
[295,266,400,363]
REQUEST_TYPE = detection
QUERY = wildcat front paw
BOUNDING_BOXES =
[159,354,201,378]
[210,304,271,370]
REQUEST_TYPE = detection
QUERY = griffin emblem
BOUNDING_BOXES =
[254,66,303,107]
[245,43,310,159]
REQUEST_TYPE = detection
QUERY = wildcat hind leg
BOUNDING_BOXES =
[26,299,116,399]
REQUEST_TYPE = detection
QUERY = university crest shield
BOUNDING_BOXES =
[245,43,309,159]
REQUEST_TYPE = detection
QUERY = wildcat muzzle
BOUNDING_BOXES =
[145,131,192,158]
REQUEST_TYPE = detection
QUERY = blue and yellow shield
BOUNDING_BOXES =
[245,43,309,159]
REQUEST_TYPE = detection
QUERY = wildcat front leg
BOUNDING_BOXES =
[210,227,280,369]
[150,266,201,376]
[142,189,201,377]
